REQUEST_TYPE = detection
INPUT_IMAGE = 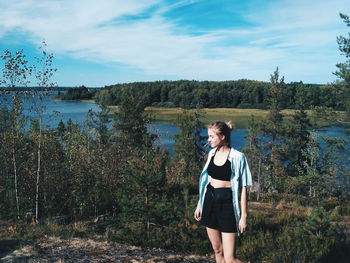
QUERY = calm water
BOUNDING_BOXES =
[1,91,100,129]
[1,92,348,154]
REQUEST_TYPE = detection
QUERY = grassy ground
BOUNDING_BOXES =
[144,107,342,129]
[146,107,269,128]
[109,106,305,129]
[55,98,345,129]
[146,107,281,128]
[1,197,349,261]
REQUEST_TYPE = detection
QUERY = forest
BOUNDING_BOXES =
[0,14,350,263]
[58,79,346,111]
[98,80,342,110]
[55,85,95,100]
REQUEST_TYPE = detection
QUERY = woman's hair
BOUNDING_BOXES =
[208,121,234,147]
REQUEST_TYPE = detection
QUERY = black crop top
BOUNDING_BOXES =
[207,151,232,181]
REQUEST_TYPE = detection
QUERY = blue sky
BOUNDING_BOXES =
[0,0,349,87]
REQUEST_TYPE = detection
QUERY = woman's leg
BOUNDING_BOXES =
[222,232,243,263]
[206,227,225,263]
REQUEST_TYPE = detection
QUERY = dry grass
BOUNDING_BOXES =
[70,99,345,128]
[146,107,269,128]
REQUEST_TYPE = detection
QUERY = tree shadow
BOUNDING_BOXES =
[0,240,20,258]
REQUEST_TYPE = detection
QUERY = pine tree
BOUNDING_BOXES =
[169,107,205,218]
[113,86,151,148]
[335,13,350,121]
[285,109,312,177]
[292,207,336,262]
[88,107,111,145]
[116,145,169,241]
[259,68,286,192]
[57,120,66,137]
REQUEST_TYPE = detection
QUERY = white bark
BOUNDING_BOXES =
[12,134,20,220]
[35,118,42,224]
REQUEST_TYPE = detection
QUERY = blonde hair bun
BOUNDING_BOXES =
[225,121,234,131]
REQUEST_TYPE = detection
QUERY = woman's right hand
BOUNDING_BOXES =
[194,205,201,221]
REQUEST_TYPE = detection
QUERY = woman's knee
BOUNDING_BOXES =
[212,243,223,255]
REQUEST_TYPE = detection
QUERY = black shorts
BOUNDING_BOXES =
[201,184,237,233]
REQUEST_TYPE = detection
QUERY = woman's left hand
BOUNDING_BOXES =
[238,217,247,233]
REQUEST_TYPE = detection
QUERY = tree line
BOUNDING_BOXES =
[89,79,347,110]
[55,85,96,100]
[55,78,347,112]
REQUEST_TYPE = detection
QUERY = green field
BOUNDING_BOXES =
[88,101,344,129]
[144,107,324,129]
[145,107,269,128]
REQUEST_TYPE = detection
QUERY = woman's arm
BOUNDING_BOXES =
[239,186,248,233]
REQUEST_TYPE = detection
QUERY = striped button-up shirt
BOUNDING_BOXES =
[199,147,252,235]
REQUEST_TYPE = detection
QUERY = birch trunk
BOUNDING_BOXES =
[35,118,42,224]
[12,134,20,220]
[257,158,262,201]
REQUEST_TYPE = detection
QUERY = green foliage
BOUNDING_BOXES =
[110,192,212,253]
[0,49,33,220]
[57,119,65,137]
[85,107,111,145]
[236,205,350,263]
[170,108,205,186]
[284,109,312,178]
[113,86,151,148]
[258,68,287,192]
[262,68,285,139]
[335,13,350,120]
[56,86,95,100]
[92,80,342,110]
[116,147,167,225]
[272,208,336,262]
[167,108,205,218]
[0,49,32,88]
[113,146,183,248]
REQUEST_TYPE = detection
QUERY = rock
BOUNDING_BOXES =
[94,215,107,223]
[25,211,35,224]
[276,203,284,210]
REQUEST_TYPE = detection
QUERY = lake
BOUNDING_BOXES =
[1,91,348,155]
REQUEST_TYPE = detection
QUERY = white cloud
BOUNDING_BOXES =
[0,0,349,84]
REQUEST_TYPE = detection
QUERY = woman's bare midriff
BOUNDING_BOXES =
[210,178,231,188]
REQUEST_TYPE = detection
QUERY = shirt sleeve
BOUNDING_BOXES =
[239,153,252,187]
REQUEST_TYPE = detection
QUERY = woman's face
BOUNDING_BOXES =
[208,128,225,148]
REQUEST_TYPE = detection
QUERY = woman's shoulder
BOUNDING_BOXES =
[228,147,246,159]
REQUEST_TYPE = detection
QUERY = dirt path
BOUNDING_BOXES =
[1,236,214,263]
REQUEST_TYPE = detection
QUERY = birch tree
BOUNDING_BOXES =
[0,49,32,219]
[30,41,57,223]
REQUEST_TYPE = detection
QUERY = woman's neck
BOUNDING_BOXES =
[217,145,230,153]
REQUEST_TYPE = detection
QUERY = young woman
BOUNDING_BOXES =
[194,121,252,263]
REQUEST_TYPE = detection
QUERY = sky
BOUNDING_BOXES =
[0,0,349,87]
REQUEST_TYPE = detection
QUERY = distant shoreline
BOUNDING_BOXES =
[52,98,345,128]
[51,98,95,103]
